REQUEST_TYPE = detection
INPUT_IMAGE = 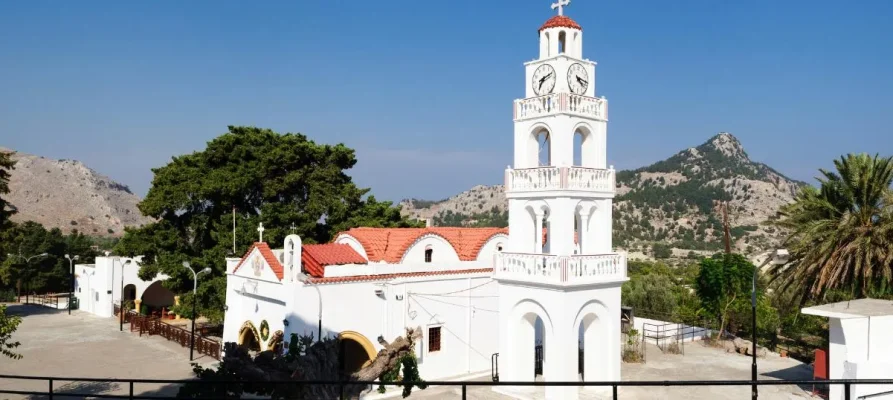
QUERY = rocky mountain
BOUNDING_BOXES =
[399,133,809,258]
[1,147,152,237]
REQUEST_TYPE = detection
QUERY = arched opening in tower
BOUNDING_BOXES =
[574,127,594,167]
[533,315,546,378]
[578,312,603,381]
[537,130,551,166]
[558,31,567,54]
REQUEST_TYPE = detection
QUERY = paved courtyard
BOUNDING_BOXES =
[394,340,818,400]
[0,304,217,399]
[1,304,820,399]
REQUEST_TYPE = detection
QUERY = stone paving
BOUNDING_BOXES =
[396,341,819,399]
[0,304,820,399]
[0,304,216,399]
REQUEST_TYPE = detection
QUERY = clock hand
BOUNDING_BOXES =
[538,72,554,90]
[576,76,588,86]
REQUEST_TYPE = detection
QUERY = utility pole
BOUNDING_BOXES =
[722,200,732,254]
[714,200,733,254]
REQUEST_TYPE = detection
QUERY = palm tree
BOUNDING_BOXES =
[769,153,893,304]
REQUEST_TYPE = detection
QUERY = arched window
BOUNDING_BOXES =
[424,246,433,263]
[496,243,504,252]
[558,31,567,54]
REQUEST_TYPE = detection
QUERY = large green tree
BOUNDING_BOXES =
[696,253,760,336]
[0,150,15,229]
[770,153,893,304]
[0,222,98,295]
[116,126,420,321]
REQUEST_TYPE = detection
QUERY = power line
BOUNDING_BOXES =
[409,293,498,313]
[408,297,495,360]
[409,279,494,297]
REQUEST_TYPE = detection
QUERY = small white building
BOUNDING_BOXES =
[222,3,628,399]
[74,256,172,318]
[802,298,893,400]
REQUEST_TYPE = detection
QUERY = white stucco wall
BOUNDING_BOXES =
[334,234,369,260]
[632,316,711,345]
[826,315,893,400]
[476,234,509,262]
[73,256,169,318]
[400,235,460,264]
[222,272,287,353]
[496,280,623,399]
[222,271,500,381]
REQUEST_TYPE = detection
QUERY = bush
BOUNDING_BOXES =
[0,289,15,302]
[652,243,673,259]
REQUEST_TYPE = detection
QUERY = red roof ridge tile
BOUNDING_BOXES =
[307,267,493,284]
[539,15,582,32]
[231,242,285,281]
[338,227,508,263]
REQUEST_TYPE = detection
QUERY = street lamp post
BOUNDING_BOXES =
[183,261,211,361]
[751,248,789,400]
[118,258,133,331]
[64,254,80,315]
[7,252,48,304]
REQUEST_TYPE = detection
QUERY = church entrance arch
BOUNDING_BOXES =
[238,321,261,352]
[338,331,377,374]
[574,300,610,382]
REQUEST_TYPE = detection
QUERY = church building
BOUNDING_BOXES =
[221,2,628,398]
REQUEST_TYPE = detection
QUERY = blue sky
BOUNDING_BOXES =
[1,0,891,202]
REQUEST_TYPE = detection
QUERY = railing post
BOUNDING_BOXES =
[844,382,851,400]
[462,384,467,400]
[129,381,134,399]
[48,378,53,400]
[613,384,618,399]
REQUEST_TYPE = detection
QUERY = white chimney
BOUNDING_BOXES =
[426,218,433,228]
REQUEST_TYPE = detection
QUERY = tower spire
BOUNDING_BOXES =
[551,0,570,16]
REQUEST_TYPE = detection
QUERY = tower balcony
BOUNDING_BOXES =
[494,252,627,286]
[513,93,608,122]
[505,166,615,196]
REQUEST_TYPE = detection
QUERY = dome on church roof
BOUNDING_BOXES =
[539,15,582,32]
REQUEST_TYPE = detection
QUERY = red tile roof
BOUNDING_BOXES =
[301,243,367,278]
[232,242,285,281]
[539,15,582,32]
[307,268,493,284]
[339,227,508,263]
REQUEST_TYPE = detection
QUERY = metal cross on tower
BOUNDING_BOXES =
[551,0,570,16]
[257,222,265,243]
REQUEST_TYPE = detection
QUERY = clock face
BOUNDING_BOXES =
[532,64,556,96]
[567,63,589,95]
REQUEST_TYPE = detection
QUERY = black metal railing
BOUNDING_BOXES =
[1,374,892,400]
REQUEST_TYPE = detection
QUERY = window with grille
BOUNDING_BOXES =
[428,326,441,352]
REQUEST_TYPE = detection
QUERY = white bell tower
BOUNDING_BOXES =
[494,1,628,398]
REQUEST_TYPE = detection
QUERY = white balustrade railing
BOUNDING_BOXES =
[565,167,615,191]
[495,252,627,285]
[513,93,607,121]
[565,253,627,282]
[506,166,614,193]
[514,94,560,120]
[507,167,562,191]
[566,94,606,120]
